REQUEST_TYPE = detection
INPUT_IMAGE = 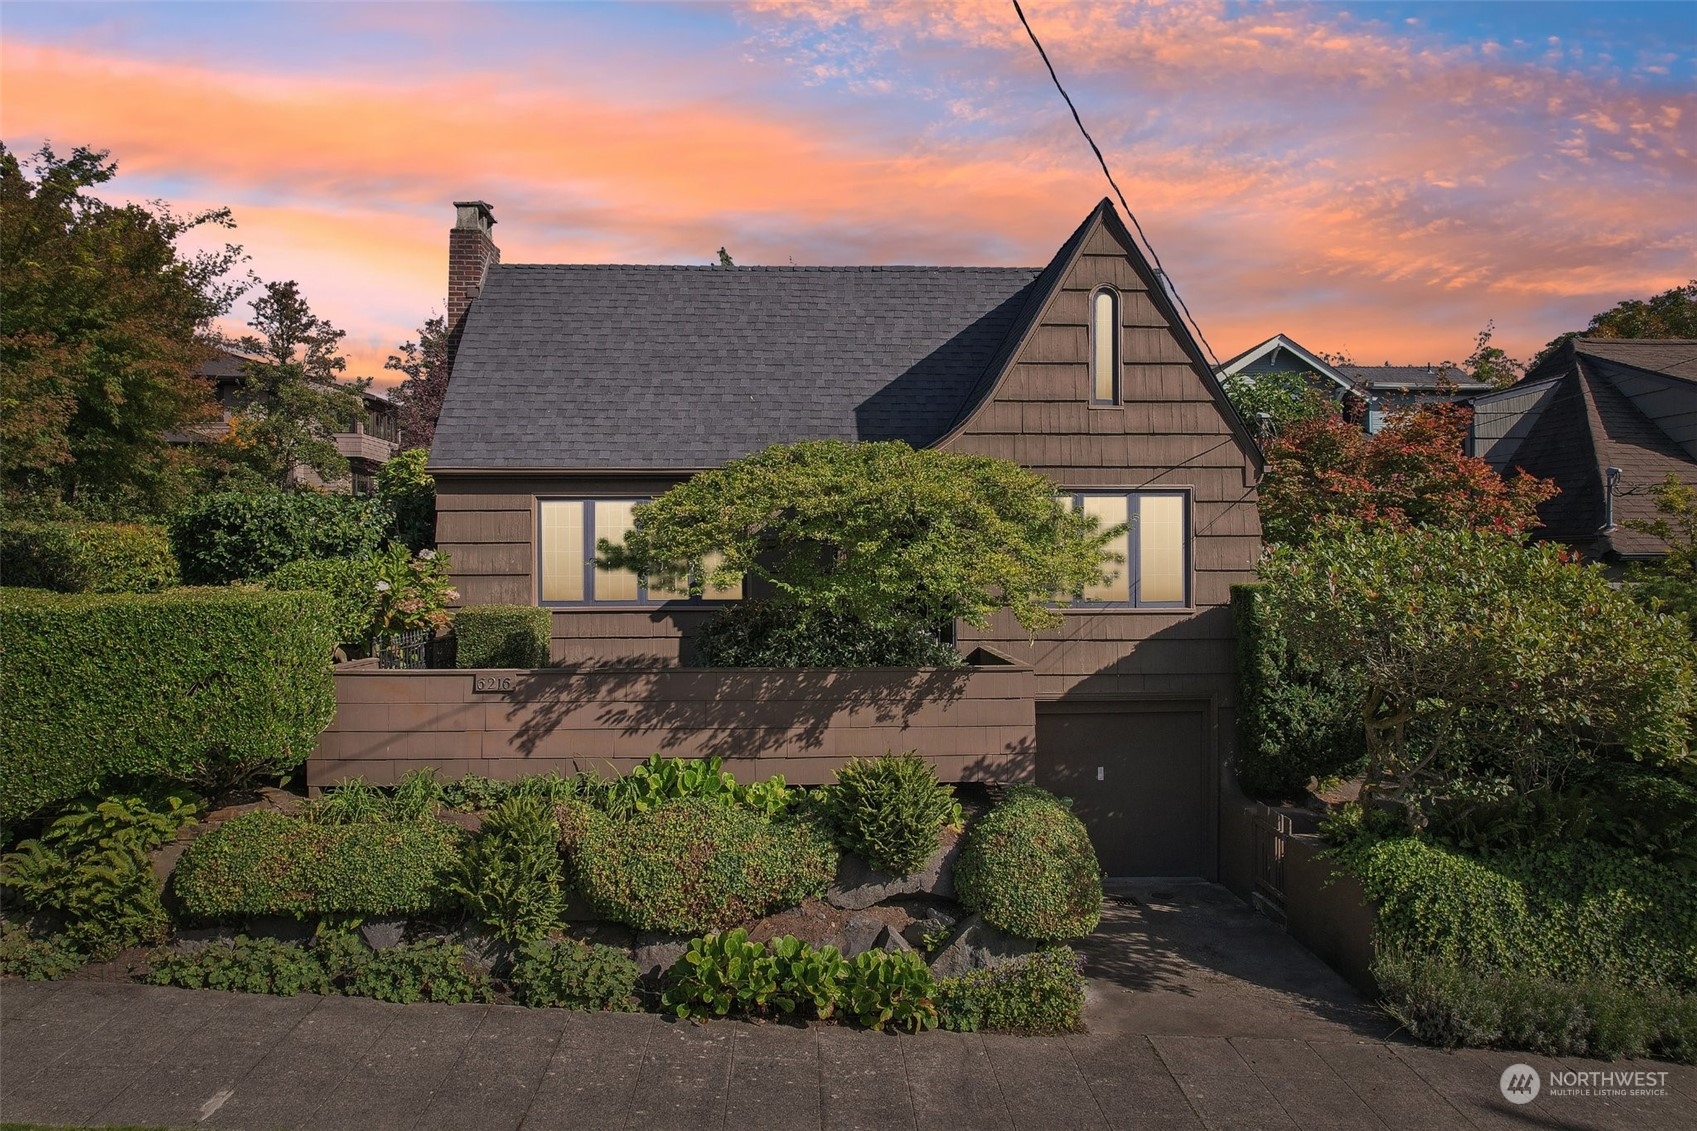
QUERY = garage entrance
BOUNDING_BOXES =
[1036,702,1212,878]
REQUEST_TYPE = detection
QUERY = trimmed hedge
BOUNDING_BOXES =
[171,810,462,920]
[1231,584,1365,799]
[0,520,179,594]
[169,491,389,584]
[455,604,552,669]
[1334,836,1697,992]
[955,786,1101,941]
[561,798,838,934]
[266,555,383,651]
[0,589,337,818]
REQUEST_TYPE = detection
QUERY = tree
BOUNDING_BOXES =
[221,280,368,488]
[1220,370,1335,438]
[1260,524,1694,829]
[384,313,452,449]
[0,142,242,514]
[1627,472,1697,640]
[1456,321,1522,389]
[1257,403,1556,546]
[376,448,436,552]
[1534,280,1697,365]
[599,440,1121,636]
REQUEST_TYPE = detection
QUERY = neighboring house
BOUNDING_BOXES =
[173,347,400,494]
[427,198,1266,880]
[1336,362,1493,432]
[1468,337,1697,561]
[1214,333,1365,429]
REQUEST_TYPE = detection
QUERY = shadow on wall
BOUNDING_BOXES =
[495,655,991,760]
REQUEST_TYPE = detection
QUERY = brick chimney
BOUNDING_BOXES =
[447,201,499,337]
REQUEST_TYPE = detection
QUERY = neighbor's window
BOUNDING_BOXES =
[538,498,742,605]
[1090,287,1120,404]
[1066,491,1189,607]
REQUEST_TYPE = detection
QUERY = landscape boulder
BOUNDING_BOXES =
[634,931,692,980]
[358,917,407,951]
[826,836,961,911]
[926,913,1040,979]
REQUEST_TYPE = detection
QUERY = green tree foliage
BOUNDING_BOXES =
[169,490,388,584]
[384,313,452,450]
[600,440,1121,638]
[1260,525,1695,827]
[377,447,436,551]
[0,142,242,514]
[1535,280,1697,365]
[1627,473,1697,640]
[1220,370,1335,437]
[1258,404,1556,546]
[221,279,368,487]
[1456,321,1523,389]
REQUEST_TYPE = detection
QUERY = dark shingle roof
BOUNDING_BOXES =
[1336,363,1492,395]
[430,264,1042,470]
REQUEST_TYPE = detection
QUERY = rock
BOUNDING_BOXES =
[436,809,484,836]
[170,926,238,953]
[256,787,303,815]
[826,836,962,911]
[452,928,515,974]
[926,913,1040,980]
[244,915,314,943]
[840,915,886,958]
[902,913,958,952]
[876,925,913,954]
[359,917,407,951]
[633,932,692,980]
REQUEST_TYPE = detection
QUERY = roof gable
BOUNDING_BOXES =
[1216,333,1355,394]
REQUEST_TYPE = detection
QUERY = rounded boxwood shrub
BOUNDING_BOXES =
[955,786,1102,941]
[0,520,180,594]
[822,751,958,876]
[561,798,837,934]
[172,810,461,920]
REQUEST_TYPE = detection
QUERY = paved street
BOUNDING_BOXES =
[2,884,1691,1130]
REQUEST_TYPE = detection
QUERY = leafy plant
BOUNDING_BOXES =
[598,755,793,819]
[450,795,564,943]
[146,933,489,1004]
[661,929,783,1019]
[377,447,437,552]
[148,935,331,996]
[691,599,964,669]
[302,778,391,825]
[768,936,851,1019]
[509,938,639,1010]
[937,948,1085,1034]
[0,920,83,980]
[843,948,938,1033]
[370,544,457,635]
[564,799,836,934]
[955,786,1102,942]
[0,520,179,593]
[822,752,958,876]
[347,937,487,1004]
[453,604,552,669]
[168,490,389,584]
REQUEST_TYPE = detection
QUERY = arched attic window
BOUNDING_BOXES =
[1091,287,1120,404]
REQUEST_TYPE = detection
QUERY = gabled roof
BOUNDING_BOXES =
[1490,338,1697,558]
[430,198,1262,474]
[1214,333,1355,394]
[1336,363,1492,395]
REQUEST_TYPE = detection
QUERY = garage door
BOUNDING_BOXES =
[1036,703,1211,878]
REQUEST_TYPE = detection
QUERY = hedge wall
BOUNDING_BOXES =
[169,491,389,584]
[454,604,551,669]
[1231,583,1365,799]
[0,588,338,818]
[0,521,179,594]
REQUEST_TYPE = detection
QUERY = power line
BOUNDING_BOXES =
[1009,0,1223,370]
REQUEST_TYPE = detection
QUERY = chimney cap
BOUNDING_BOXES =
[453,201,497,231]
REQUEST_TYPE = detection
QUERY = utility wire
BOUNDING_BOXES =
[1010,0,1223,370]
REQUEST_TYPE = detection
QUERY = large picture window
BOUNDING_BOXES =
[538,498,741,605]
[1066,491,1189,608]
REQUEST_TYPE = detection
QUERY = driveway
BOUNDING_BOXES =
[1,882,1691,1130]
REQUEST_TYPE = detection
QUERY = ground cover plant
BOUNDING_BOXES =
[147,933,489,1004]
[956,786,1102,941]
[0,587,337,817]
[821,752,960,875]
[937,947,1086,1034]
[508,937,639,1010]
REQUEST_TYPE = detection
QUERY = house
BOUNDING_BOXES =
[1468,337,1697,561]
[1336,362,1493,432]
[1214,333,1365,429]
[420,198,1265,880]
[174,347,400,494]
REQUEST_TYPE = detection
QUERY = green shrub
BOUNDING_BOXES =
[1334,836,1697,991]
[1231,584,1365,799]
[661,928,783,1019]
[938,947,1086,1034]
[303,770,442,826]
[377,448,436,553]
[844,948,938,1032]
[563,799,836,934]
[267,555,384,650]
[0,588,337,817]
[692,599,963,668]
[1,791,199,958]
[0,520,179,594]
[599,754,793,819]
[955,786,1102,941]
[171,810,461,920]
[1373,951,1696,1064]
[146,933,490,1004]
[454,604,552,668]
[768,935,851,1020]
[0,921,84,980]
[169,490,389,584]
[440,771,589,812]
[822,752,958,875]
[509,938,639,1010]
[450,795,564,943]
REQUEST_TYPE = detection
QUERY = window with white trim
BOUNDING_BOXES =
[1066,491,1190,607]
[538,498,742,605]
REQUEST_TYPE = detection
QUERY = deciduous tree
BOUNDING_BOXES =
[384,313,451,449]
[1220,370,1335,438]
[1534,280,1697,365]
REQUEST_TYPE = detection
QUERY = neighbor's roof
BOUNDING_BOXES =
[428,264,1044,470]
[1336,363,1493,394]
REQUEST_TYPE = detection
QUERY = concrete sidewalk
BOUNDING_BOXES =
[2,884,1692,1130]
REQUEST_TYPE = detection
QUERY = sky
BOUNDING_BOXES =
[2,0,1693,385]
